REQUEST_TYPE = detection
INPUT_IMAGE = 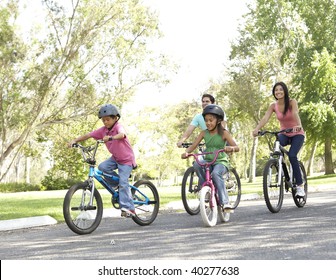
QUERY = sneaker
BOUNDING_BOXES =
[121,208,136,217]
[223,212,230,223]
[295,185,305,197]
[222,204,234,213]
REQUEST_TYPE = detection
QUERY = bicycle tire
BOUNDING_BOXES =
[131,180,160,226]
[226,168,241,209]
[181,166,200,215]
[263,159,284,213]
[292,161,308,208]
[199,186,218,227]
[63,182,103,235]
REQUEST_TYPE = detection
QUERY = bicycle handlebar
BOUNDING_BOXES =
[181,142,205,149]
[185,149,226,166]
[71,140,104,163]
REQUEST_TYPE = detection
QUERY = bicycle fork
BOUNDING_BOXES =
[277,156,292,190]
[84,169,97,211]
[203,165,216,208]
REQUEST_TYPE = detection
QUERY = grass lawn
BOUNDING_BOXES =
[0,174,334,222]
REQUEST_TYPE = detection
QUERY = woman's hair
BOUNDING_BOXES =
[272,82,290,115]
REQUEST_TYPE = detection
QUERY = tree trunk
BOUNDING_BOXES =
[249,136,258,183]
[25,157,31,184]
[324,137,335,174]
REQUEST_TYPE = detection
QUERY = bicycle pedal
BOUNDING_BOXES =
[223,208,234,213]
[120,210,135,218]
[121,211,130,218]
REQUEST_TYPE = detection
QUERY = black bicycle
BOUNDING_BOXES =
[181,143,241,215]
[258,129,307,213]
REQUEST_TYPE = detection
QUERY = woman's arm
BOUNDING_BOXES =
[291,99,303,132]
[252,103,275,136]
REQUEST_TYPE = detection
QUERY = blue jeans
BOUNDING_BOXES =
[278,134,305,186]
[193,160,229,205]
[98,157,135,210]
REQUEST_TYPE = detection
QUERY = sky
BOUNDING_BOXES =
[17,0,250,108]
[129,0,250,108]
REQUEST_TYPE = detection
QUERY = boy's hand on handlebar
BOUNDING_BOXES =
[67,141,76,148]
[103,135,111,142]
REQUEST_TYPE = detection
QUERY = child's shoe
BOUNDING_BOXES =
[121,208,136,217]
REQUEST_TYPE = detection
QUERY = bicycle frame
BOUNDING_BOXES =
[269,134,294,190]
[64,140,160,234]
[187,149,226,208]
[258,128,307,213]
[75,140,151,207]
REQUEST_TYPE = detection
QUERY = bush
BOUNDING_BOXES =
[0,182,42,193]
[41,175,81,190]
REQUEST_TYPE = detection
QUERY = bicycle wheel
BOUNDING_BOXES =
[263,159,284,213]
[199,186,218,227]
[131,180,160,226]
[292,161,308,208]
[225,168,241,209]
[181,166,200,215]
[63,182,103,235]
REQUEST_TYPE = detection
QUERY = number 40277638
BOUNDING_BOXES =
[190,266,239,276]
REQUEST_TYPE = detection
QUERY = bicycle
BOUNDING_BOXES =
[181,143,241,215]
[63,140,160,235]
[258,128,307,213]
[183,148,238,227]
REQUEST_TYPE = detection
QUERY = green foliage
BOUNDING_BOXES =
[0,0,173,181]
[301,102,336,140]
[223,0,336,176]
[0,182,42,193]
[41,175,81,191]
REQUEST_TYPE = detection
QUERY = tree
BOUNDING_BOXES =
[295,49,336,174]
[0,0,172,181]
[220,0,336,176]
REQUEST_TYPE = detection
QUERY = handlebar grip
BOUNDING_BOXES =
[181,143,192,148]
[72,143,79,148]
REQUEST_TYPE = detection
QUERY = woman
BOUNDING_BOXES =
[252,82,305,196]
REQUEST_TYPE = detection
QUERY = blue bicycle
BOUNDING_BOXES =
[63,140,160,235]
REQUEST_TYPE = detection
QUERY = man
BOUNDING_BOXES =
[177,93,227,147]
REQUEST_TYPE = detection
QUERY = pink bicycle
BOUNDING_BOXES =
[184,149,235,227]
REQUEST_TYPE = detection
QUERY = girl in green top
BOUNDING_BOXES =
[182,104,239,210]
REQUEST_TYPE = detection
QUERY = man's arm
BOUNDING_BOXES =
[177,125,196,147]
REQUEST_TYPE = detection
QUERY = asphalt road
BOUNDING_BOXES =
[0,190,335,260]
